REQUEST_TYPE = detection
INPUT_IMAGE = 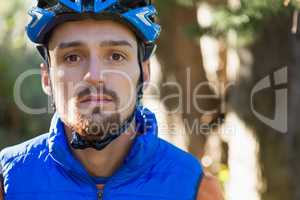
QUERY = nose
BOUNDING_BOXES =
[83,53,106,85]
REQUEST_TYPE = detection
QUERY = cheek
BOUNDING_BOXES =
[51,68,85,107]
[109,66,140,108]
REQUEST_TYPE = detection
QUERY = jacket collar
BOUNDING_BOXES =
[47,107,159,186]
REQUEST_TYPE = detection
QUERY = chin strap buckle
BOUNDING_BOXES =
[70,132,119,150]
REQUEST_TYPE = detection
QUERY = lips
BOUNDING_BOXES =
[79,95,113,104]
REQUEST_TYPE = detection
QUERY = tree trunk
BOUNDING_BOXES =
[290,11,300,200]
[231,12,297,200]
[155,0,220,158]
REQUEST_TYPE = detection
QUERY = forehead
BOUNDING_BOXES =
[48,19,137,50]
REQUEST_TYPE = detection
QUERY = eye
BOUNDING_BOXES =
[64,54,81,64]
[109,52,126,62]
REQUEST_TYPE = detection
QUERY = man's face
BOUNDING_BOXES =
[42,19,148,139]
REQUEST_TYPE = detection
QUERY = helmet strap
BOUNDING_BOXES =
[37,40,145,150]
[37,40,145,151]
[37,45,56,112]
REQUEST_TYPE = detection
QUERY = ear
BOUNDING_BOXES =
[40,63,52,96]
[141,59,150,90]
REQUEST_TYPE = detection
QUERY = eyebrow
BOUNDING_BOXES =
[99,40,133,48]
[58,40,133,49]
[58,41,83,49]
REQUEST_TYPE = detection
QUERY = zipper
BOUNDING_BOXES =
[97,190,103,200]
[95,182,106,200]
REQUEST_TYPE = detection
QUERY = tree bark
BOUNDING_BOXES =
[230,12,297,200]
[155,0,220,158]
[290,11,300,200]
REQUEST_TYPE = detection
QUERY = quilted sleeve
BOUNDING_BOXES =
[0,162,4,200]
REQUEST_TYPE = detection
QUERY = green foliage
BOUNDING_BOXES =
[156,0,294,45]
[206,0,294,45]
[175,0,194,7]
[0,0,50,148]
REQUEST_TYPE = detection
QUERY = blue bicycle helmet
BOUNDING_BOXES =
[26,0,161,151]
[26,0,161,60]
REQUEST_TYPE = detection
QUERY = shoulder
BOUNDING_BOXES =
[0,166,3,200]
[0,183,3,200]
[158,138,203,172]
[145,138,204,199]
[0,133,50,171]
[160,139,202,170]
[197,174,224,200]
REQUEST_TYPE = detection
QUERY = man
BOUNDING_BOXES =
[0,0,223,199]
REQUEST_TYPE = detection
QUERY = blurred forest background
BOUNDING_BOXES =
[0,0,299,199]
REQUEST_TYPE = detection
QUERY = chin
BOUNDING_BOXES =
[67,108,122,137]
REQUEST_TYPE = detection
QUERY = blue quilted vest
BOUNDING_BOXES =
[0,107,203,200]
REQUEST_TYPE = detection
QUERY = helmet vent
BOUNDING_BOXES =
[38,0,58,8]
[120,0,149,8]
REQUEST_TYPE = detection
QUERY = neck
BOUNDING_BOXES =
[64,122,137,178]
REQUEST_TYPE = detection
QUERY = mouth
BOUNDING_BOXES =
[79,95,114,104]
